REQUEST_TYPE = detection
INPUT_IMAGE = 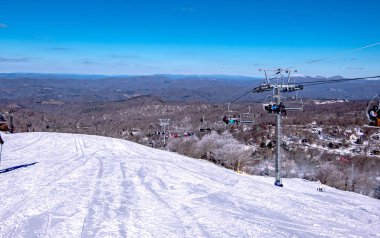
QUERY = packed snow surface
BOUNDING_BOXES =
[0,132,379,237]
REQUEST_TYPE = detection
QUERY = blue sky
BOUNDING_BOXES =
[0,0,379,77]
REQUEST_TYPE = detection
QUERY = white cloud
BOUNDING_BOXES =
[0,57,35,63]
[347,67,364,70]
[180,7,195,12]
[50,47,72,51]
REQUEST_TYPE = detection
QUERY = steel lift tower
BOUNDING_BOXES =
[254,68,303,187]
[159,119,170,147]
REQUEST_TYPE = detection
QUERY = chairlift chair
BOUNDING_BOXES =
[262,95,280,115]
[364,94,380,128]
[263,101,274,113]
[199,115,212,132]
[240,106,254,124]
[283,96,304,111]
[261,95,275,112]
[223,103,240,125]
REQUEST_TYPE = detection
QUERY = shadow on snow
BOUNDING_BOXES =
[0,162,39,174]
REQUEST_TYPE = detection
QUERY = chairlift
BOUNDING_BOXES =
[262,97,301,116]
[283,96,304,111]
[262,102,286,116]
[365,94,380,128]
[263,101,274,113]
[262,94,277,114]
[199,115,212,132]
[262,95,283,115]
[240,106,254,124]
[222,103,240,125]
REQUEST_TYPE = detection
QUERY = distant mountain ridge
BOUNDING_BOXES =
[0,73,262,81]
[0,73,378,103]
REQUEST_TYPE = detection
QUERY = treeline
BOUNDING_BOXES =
[2,99,380,198]
[168,131,380,199]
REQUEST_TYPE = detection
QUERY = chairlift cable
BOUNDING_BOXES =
[287,42,380,70]
[203,87,257,118]
[199,74,380,120]
[299,75,380,86]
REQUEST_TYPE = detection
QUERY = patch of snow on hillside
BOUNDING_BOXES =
[314,100,349,105]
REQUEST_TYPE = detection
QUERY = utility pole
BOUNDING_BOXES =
[254,68,303,187]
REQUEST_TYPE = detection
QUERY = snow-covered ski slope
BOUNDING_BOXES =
[0,133,379,238]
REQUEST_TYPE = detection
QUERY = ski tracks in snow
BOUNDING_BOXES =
[0,133,103,237]
[0,133,379,237]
